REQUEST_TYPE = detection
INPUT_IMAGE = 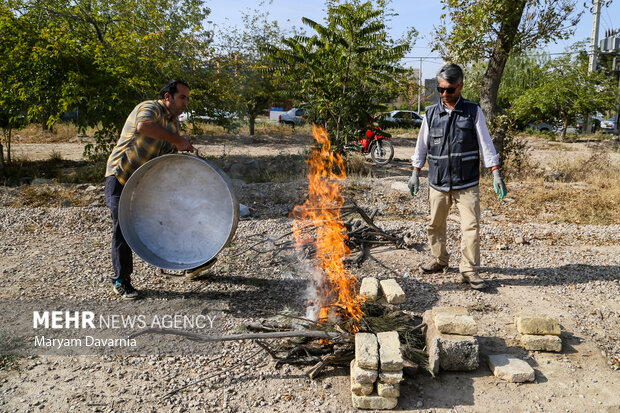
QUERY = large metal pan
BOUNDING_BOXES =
[118,153,239,270]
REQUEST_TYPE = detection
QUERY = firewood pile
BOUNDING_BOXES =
[235,201,412,262]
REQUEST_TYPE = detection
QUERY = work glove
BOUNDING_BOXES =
[408,169,420,196]
[492,168,508,200]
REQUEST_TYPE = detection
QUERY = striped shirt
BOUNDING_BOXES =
[105,100,178,185]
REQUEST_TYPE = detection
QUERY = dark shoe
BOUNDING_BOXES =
[420,259,448,273]
[185,257,218,278]
[461,272,488,290]
[112,279,139,299]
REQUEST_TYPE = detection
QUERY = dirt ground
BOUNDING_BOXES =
[1,132,619,412]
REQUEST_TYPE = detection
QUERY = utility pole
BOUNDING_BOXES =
[586,0,602,132]
[588,0,602,72]
[418,58,422,114]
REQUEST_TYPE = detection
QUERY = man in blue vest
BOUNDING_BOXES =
[408,64,507,290]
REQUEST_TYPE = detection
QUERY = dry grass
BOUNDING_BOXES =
[11,184,93,208]
[12,123,97,143]
[482,152,620,225]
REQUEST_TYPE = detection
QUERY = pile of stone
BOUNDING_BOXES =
[515,313,562,352]
[422,306,480,375]
[351,331,404,410]
[350,277,406,410]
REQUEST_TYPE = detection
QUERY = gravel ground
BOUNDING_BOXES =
[1,139,619,412]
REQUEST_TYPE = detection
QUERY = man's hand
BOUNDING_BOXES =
[407,169,420,196]
[492,168,507,199]
[174,136,194,152]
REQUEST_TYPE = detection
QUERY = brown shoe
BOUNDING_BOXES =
[420,259,448,273]
[461,272,488,290]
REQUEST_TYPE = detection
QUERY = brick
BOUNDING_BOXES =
[520,334,562,352]
[360,277,381,301]
[378,369,403,385]
[423,310,479,374]
[355,333,379,369]
[433,312,478,336]
[487,354,535,383]
[351,359,378,384]
[514,314,561,335]
[377,331,403,371]
[379,279,405,304]
[351,393,398,410]
[377,381,400,398]
[350,361,374,396]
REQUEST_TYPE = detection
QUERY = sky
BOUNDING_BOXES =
[203,0,620,80]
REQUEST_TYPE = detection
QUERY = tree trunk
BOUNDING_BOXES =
[6,126,11,164]
[249,115,255,136]
[0,142,6,178]
[479,0,527,157]
[560,115,569,141]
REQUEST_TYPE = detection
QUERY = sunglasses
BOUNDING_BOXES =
[437,86,457,94]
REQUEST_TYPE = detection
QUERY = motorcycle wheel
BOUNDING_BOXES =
[369,139,394,165]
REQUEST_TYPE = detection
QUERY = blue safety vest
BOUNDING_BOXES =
[425,98,480,192]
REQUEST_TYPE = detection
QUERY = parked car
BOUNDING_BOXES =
[525,120,555,132]
[601,116,617,133]
[377,110,423,128]
[179,111,237,123]
[575,115,603,133]
[278,108,306,126]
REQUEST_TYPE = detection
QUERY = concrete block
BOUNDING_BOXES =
[520,334,562,352]
[350,360,374,396]
[377,331,404,371]
[360,277,381,301]
[355,333,379,370]
[377,382,400,398]
[351,359,378,384]
[379,279,405,304]
[515,313,561,335]
[378,369,403,385]
[487,354,535,383]
[351,393,398,410]
[424,310,479,374]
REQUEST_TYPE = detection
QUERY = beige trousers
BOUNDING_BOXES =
[427,185,480,273]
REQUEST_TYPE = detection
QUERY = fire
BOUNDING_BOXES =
[292,125,363,327]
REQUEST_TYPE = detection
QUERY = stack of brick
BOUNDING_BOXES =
[422,306,480,375]
[359,277,405,305]
[514,313,562,352]
[350,331,404,410]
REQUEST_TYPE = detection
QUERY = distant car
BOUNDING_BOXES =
[525,120,555,132]
[377,110,423,128]
[601,116,617,133]
[575,115,603,133]
[179,111,237,123]
[278,108,306,126]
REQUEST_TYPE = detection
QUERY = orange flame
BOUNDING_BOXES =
[292,125,362,327]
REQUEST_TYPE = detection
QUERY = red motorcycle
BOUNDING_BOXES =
[346,117,394,165]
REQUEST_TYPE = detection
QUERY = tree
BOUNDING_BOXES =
[0,0,211,159]
[265,0,414,148]
[509,44,617,140]
[433,0,581,153]
[213,9,287,136]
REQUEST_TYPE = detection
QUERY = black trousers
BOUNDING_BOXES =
[105,175,133,283]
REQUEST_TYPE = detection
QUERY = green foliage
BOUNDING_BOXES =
[433,0,580,63]
[212,9,288,136]
[509,43,617,140]
[264,0,415,149]
[462,51,549,110]
[0,0,212,160]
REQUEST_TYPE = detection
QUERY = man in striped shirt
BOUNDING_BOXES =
[105,80,194,299]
